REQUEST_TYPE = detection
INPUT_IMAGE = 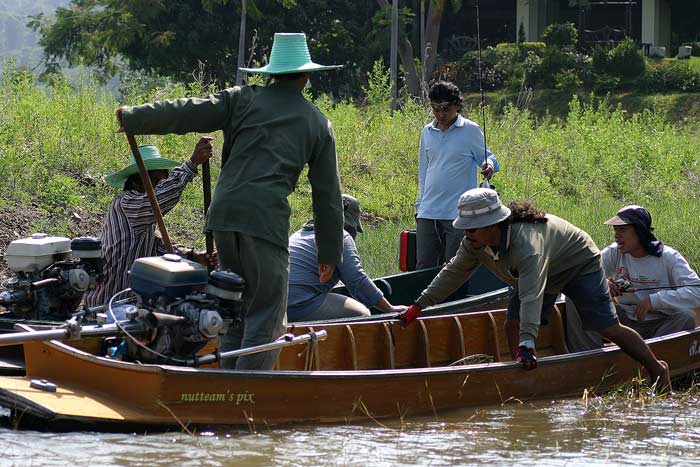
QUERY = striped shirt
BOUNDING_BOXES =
[83,161,197,307]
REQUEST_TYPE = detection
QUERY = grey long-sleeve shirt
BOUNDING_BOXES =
[417,215,601,342]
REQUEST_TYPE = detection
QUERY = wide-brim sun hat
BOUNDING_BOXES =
[240,33,342,74]
[453,188,511,230]
[105,145,179,189]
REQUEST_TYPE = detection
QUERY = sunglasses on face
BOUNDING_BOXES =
[465,227,480,234]
[430,101,455,111]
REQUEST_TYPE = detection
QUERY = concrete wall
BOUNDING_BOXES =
[642,0,671,56]
[516,0,546,42]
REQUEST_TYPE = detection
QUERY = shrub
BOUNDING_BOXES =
[593,73,621,93]
[591,39,645,82]
[458,51,504,91]
[520,42,546,58]
[541,22,578,48]
[554,69,583,94]
[608,38,645,79]
[526,47,584,88]
[494,43,521,61]
[637,61,700,92]
[492,43,523,81]
[592,46,610,73]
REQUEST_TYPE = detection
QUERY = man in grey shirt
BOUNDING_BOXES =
[287,194,406,321]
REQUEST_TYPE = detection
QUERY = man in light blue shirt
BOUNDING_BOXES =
[415,81,500,268]
[287,194,406,321]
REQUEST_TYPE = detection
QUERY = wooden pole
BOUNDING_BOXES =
[202,160,214,256]
[125,134,174,253]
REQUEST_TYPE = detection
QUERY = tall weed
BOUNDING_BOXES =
[1,63,700,276]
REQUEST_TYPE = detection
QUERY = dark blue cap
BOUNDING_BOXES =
[604,205,652,228]
[604,205,663,256]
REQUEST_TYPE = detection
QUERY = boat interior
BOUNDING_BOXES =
[277,304,569,371]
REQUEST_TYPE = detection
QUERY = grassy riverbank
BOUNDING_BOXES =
[1,64,700,279]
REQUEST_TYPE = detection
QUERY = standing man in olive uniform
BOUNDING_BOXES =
[117,33,344,370]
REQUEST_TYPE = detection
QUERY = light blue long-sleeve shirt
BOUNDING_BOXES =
[287,226,383,321]
[416,114,500,220]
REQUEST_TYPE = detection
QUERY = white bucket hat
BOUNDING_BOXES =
[453,188,511,230]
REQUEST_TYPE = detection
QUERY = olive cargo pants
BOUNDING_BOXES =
[214,231,288,370]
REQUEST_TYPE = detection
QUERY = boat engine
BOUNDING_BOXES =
[110,253,245,364]
[0,233,102,320]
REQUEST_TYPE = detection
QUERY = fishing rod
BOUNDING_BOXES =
[475,0,491,190]
[614,278,700,293]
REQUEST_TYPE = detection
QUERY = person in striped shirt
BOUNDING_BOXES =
[83,139,215,307]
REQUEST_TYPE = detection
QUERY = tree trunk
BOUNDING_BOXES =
[375,0,421,96]
[424,0,446,82]
[235,0,247,85]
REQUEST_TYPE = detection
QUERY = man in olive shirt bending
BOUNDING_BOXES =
[117,33,344,370]
[400,188,670,391]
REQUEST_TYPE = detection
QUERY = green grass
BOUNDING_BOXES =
[1,62,700,279]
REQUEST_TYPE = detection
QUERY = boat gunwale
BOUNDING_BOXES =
[24,324,700,380]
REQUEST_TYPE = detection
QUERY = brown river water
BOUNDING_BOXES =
[2,395,700,466]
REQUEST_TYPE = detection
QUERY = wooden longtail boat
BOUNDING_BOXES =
[1,304,699,431]
[0,265,509,376]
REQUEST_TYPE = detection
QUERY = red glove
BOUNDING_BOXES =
[399,304,422,326]
[515,345,537,370]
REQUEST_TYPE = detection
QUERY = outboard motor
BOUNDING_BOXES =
[0,233,102,320]
[113,253,245,364]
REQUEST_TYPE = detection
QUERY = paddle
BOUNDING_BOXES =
[125,133,174,253]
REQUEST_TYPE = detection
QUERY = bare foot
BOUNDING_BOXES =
[651,360,672,394]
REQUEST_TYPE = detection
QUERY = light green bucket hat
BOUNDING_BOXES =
[105,145,179,189]
[240,33,342,74]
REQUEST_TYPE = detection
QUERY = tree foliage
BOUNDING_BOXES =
[29,0,253,85]
[29,0,386,95]
[28,0,469,97]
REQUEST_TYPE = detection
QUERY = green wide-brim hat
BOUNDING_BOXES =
[240,33,342,75]
[105,145,179,189]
